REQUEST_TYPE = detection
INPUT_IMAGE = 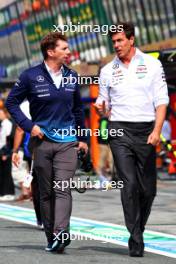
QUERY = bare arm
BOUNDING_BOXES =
[12,126,25,167]
[147,104,167,145]
[13,126,25,152]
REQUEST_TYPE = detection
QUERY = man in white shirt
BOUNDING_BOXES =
[161,119,171,142]
[95,22,169,257]
[0,110,12,150]
[12,100,42,227]
[0,108,15,201]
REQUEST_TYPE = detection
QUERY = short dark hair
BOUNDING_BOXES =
[40,32,67,59]
[109,21,135,39]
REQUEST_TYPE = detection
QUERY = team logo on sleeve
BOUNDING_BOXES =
[36,75,45,82]
[160,65,166,83]
[14,78,21,87]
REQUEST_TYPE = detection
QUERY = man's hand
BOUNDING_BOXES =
[31,125,44,139]
[147,104,167,146]
[147,130,160,146]
[94,100,111,117]
[12,152,20,167]
[2,155,7,161]
[77,142,88,154]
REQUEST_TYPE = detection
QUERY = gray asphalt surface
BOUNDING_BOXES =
[0,179,176,264]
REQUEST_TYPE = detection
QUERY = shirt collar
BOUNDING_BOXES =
[44,61,63,75]
[134,48,143,58]
[114,47,143,64]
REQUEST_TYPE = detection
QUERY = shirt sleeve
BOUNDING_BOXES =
[96,68,111,109]
[5,71,34,132]
[153,60,169,108]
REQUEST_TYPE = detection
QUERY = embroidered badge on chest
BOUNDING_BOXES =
[136,65,147,79]
[112,63,119,69]
[36,75,45,82]
[112,68,124,85]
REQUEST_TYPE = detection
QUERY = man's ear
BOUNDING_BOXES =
[47,49,55,58]
[130,36,134,46]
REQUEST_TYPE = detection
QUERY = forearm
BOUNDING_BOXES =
[154,104,167,134]
[13,126,25,152]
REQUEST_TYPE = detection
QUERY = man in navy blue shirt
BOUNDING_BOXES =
[6,32,88,253]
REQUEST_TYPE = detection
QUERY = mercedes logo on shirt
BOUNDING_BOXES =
[112,63,119,69]
[36,75,45,82]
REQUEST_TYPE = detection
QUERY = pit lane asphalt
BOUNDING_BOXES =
[0,179,176,264]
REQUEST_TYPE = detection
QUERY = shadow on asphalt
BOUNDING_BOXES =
[0,245,43,251]
[78,246,128,255]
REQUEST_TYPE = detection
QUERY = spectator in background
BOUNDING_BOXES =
[159,112,172,162]
[12,100,42,228]
[96,114,113,187]
[161,112,171,143]
[0,108,15,201]
[0,99,4,109]
[11,100,31,201]
[12,125,31,201]
[0,65,7,78]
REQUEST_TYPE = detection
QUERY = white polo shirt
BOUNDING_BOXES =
[96,48,169,122]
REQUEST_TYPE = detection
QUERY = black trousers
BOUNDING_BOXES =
[109,121,156,245]
[0,157,15,196]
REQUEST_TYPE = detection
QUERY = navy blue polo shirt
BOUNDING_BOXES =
[5,62,86,142]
